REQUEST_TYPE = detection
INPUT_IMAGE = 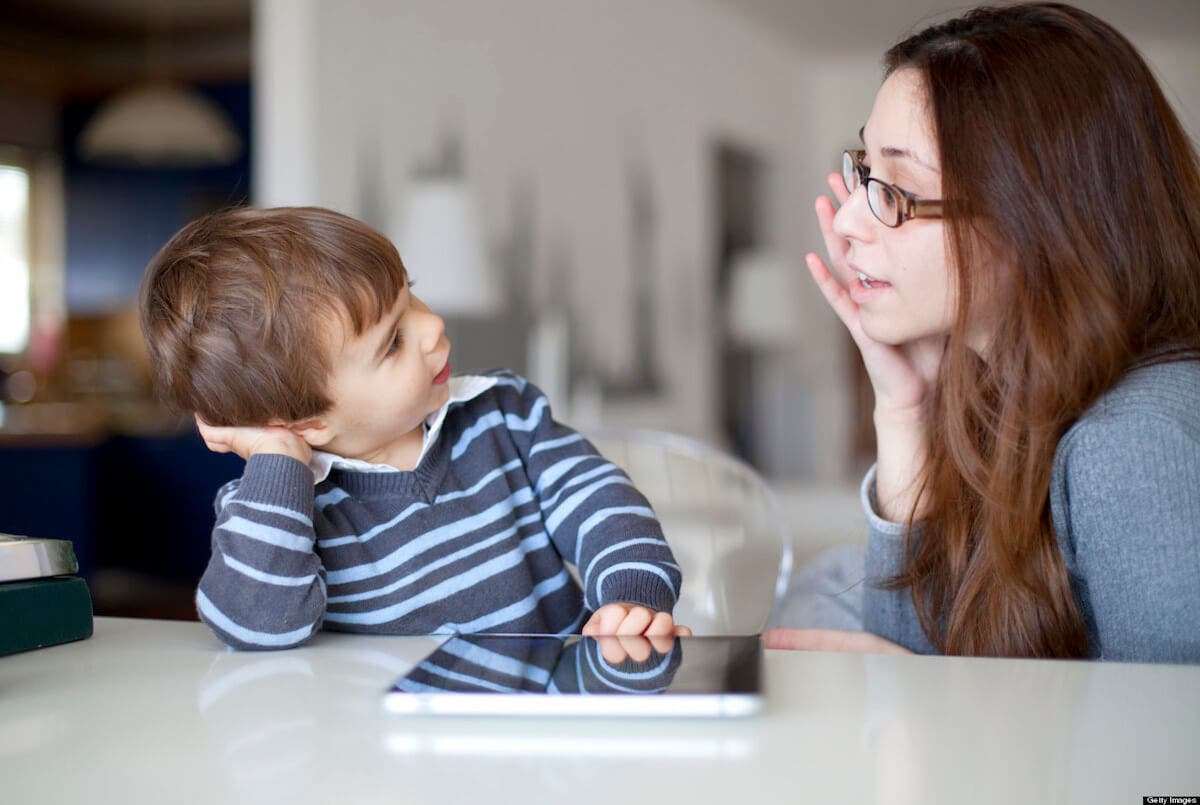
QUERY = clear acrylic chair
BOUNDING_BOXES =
[584,427,794,635]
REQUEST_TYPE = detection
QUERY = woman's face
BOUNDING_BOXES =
[833,67,958,347]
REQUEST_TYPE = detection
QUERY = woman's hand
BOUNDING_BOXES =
[808,173,944,519]
[762,628,912,655]
[195,415,313,465]
[807,172,945,419]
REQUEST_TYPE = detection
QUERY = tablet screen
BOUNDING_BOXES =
[383,635,763,717]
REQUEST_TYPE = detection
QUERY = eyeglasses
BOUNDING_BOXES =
[842,150,944,228]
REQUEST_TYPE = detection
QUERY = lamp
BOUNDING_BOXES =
[78,82,242,168]
[392,143,498,316]
[726,250,801,349]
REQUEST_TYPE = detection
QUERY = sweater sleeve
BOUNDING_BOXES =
[490,372,682,613]
[1052,411,1200,663]
[859,465,939,655]
[196,453,327,650]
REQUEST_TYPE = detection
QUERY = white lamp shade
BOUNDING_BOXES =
[78,83,242,167]
[394,179,498,316]
[726,251,801,348]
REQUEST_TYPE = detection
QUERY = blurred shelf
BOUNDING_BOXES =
[0,402,108,446]
[0,400,190,446]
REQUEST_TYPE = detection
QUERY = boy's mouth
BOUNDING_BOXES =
[433,361,451,385]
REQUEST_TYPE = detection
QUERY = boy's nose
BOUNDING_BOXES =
[420,310,446,353]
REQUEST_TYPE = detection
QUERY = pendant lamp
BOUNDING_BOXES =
[78,82,242,168]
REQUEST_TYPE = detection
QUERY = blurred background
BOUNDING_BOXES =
[1,0,1197,619]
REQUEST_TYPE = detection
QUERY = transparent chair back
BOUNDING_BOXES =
[585,428,793,635]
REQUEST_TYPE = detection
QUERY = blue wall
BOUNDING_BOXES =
[62,82,252,313]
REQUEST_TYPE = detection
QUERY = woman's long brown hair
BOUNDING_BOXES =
[882,3,1200,657]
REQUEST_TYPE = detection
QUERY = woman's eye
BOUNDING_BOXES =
[386,331,402,356]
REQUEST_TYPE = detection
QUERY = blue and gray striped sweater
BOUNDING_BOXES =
[196,371,682,649]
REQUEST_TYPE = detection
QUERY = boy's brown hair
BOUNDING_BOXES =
[139,206,408,426]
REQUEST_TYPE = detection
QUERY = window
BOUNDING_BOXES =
[0,164,30,354]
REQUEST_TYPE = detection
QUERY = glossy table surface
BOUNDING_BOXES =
[2,617,1197,804]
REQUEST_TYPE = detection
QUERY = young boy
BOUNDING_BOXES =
[140,206,685,649]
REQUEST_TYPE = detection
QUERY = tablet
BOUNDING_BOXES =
[383,634,763,718]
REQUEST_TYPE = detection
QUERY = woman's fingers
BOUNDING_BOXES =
[806,177,942,413]
[761,628,912,655]
[827,171,851,205]
[808,195,892,355]
[805,252,861,335]
[815,195,850,283]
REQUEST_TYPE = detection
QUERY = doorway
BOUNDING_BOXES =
[713,140,768,467]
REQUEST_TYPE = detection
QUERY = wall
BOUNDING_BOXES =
[1141,38,1200,137]
[253,0,1200,483]
[254,0,849,475]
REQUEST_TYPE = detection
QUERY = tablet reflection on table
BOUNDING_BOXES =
[394,634,683,697]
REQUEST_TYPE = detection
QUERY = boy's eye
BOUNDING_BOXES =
[386,330,402,356]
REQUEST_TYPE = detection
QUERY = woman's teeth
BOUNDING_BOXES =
[857,271,877,289]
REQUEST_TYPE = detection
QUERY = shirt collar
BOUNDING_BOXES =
[308,373,498,484]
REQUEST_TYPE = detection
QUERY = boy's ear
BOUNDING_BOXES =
[286,418,334,447]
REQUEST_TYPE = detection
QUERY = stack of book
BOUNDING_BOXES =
[0,533,94,656]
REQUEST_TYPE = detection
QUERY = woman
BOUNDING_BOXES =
[766,3,1200,661]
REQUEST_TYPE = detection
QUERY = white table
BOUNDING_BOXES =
[2,617,1197,804]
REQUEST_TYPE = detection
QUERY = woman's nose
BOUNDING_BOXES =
[832,185,874,244]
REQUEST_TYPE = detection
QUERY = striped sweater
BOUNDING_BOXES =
[196,370,682,650]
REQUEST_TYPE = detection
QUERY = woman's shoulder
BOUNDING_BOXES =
[1065,358,1200,444]
[1050,357,1200,542]
[1088,357,1200,420]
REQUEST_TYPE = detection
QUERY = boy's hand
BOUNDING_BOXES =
[581,602,693,638]
[195,415,313,465]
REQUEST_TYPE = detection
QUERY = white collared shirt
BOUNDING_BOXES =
[307,374,498,484]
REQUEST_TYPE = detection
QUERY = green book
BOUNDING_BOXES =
[0,534,79,583]
[0,576,94,657]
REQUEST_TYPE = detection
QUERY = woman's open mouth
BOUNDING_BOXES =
[848,267,892,304]
[856,270,890,290]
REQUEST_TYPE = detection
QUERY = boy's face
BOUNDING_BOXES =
[304,282,452,467]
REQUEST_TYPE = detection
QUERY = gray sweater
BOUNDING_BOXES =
[862,359,1200,663]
